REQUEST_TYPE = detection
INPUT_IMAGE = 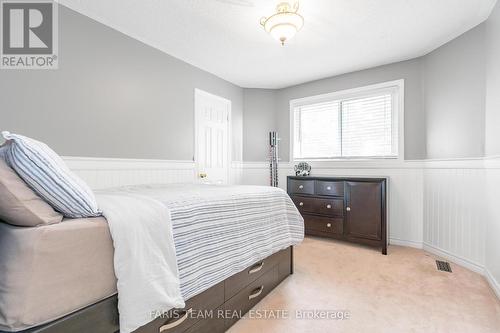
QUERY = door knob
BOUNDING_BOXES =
[199,173,207,178]
[346,207,351,212]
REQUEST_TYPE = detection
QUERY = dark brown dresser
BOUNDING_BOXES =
[287,176,387,254]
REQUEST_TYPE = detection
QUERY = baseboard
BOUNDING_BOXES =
[389,238,423,249]
[422,243,484,275]
[485,269,500,300]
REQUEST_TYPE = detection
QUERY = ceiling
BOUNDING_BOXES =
[57,0,497,89]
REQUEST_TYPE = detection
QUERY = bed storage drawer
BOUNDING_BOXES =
[183,307,225,333]
[20,248,293,333]
[225,249,286,301]
[137,282,224,333]
[224,266,279,329]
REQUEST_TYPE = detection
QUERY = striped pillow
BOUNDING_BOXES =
[2,132,101,218]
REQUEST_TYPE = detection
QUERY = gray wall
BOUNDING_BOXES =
[0,6,243,161]
[242,89,276,161]
[485,1,500,157]
[243,59,425,162]
[423,24,486,159]
[1,3,496,164]
[243,22,493,162]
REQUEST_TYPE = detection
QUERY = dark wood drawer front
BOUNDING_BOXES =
[224,266,279,329]
[278,250,292,283]
[138,282,224,333]
[292,196,343,217]
[288,179,314,195]
[183,307,225,333]
[316,198,343,216]
[304,215,343,235]
[315,181,344,197]
[225,249,285,301]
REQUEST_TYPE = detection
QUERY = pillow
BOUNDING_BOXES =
[0,142,6,159]
[0,158,63,226]
[2,132,101,218]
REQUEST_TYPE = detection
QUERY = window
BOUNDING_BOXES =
[292,81,402,160]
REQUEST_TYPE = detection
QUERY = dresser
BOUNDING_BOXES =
[287,176,387,254]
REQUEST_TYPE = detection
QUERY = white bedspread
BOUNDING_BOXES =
[96,191,185,333]
[95,183,304,333]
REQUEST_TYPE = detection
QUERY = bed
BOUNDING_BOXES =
[0,183,304,333]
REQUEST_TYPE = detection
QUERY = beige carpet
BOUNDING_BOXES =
[228,237,500,333]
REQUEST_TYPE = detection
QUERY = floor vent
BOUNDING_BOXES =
[436,260,452,273]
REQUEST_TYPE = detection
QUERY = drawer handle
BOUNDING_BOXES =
[298,185,304,189]
[327,223,332,228]
[326,186,331,190]
[346,207,351,212]
[299,202,304,206]
[249,262,264,274]
[248,285,264,300]
[326,204,332,209]
[159,308,192,332]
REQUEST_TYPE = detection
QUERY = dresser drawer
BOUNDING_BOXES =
[224,266,279,329]
[225,249,285,301]
[315,181,344,197]
[292,196,344,217]
[304,215,343,235]
[139,281,224,333]
[288,179,314,195]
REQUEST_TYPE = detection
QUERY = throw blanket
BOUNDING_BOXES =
[96,192,185,333]
[96,184,304,333]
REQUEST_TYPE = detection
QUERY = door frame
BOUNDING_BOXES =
[194,88,232,183]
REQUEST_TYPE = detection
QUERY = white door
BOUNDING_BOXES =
[195,89,231,184]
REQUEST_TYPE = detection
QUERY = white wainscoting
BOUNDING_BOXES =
[61,155,499,299]
[236,158,500,298]
[484,158,500,299]
[63,156,196,189]
[422,160,486,273]
[236,161,425,248]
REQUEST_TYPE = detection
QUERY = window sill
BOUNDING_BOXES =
[288,158,416,170]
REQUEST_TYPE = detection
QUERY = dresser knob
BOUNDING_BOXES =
[346,207,351,212]
[326,186,331,190]
[299,202,304,206]
[326,204,332,209]
[327,223,332,228]
[299,185,304,189]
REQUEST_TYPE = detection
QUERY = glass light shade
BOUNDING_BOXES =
[262,12,304,45]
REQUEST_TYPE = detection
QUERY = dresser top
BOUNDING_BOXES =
[287,175,388,182]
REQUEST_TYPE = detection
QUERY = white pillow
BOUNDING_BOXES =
[2,132,101,218]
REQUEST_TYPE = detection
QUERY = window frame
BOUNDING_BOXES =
[289,79,405,163]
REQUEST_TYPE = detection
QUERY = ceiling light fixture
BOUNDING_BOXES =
[260,1,304,46]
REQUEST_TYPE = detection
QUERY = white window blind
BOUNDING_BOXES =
[294,101,340,159]
[341,94,394,157]
[293,84,399,160]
